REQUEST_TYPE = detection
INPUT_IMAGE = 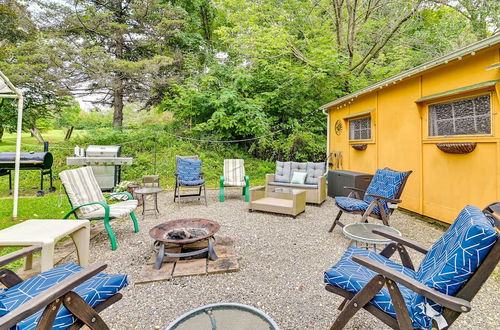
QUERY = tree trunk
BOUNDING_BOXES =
[113,85,124,128]
[30,127,45,144]
[64,126,74,140]
[0,125,3,142]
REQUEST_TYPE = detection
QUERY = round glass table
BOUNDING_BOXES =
[135,187,163,218]
[165,303,280,330]
[342,223,401,251]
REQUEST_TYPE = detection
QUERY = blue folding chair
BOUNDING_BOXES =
[329,168,412,232]
[324,204,500,329]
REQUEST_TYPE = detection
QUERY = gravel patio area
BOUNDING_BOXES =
[61,189,500,329]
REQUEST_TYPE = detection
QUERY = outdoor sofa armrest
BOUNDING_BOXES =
[109,191,133,200]
[372,229,429,255]
[364,193,402,204]
[63,201,110,220]
[351,255,471,313]
[0,246,42,268]
[266,173,275,184]
[0,263,108,329]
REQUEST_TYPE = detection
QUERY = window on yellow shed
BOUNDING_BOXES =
[428,94,491,137]
[349,116,371,140]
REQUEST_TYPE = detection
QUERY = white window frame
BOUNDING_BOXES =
[349,116,372,141]
[428,93,491,137]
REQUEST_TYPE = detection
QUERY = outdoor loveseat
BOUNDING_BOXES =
[265,161,326,205]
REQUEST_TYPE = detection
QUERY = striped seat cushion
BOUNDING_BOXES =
[223,159,246,186]
[84,200,138,219]
[59,167,106,217]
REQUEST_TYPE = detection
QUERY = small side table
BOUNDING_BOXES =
[166,303,280,330]
[0,220,90,272]
[135,187,163,218]
[342,223,401,251]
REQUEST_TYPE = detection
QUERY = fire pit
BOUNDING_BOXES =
[149,218,220,270]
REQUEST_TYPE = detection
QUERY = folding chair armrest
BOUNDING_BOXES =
[372,229,429,254]
[351,255,471,313]
[364,194,402,204]
[199,172,205,179]
[0,263,108,329]
[63,202,110,219]
[0,246,42,268]
[109,192,133,200]
[344,186,366,193]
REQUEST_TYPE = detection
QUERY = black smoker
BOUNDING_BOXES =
[0,142,55,196]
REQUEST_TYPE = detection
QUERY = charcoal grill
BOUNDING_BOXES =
[149,218,220,270]
[0,150,55,196]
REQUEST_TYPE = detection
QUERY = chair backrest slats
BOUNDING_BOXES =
[224,159,245,184]
[363,168,412,215]
[60,167,106,217]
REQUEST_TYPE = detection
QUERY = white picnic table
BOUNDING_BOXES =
[0,219,90,272]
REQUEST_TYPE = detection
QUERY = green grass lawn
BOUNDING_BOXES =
[0,194,72,269]
[0,129,70,152]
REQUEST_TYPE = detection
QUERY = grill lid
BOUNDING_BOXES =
[85,145,121,157]
[0,152,53,169]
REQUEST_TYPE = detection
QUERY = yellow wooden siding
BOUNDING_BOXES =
[327,44,500,224]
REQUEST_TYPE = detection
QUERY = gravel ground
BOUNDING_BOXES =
[61,189,500,329]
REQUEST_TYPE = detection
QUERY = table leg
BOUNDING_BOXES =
[155,193,160,216]
[142,195,146,216]
[71,224,90,267]
[40,242,55,272]
[23,253,33,271]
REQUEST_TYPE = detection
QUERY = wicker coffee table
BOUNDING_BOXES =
[248,186,306,218]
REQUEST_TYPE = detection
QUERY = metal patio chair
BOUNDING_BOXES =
[174,155,207,205]
[0,246,127,330]
[323,203,500,329]
[219,159,250,202]
[60,166,139,251]
[329,168,412,232]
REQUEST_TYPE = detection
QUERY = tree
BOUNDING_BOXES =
[430,0,500,39]
[0,0,71,142]
[40,0,188,128]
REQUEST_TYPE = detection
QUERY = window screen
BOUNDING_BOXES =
[428,94,491,136]
[349,117,371,140]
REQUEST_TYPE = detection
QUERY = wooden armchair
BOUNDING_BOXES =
[0,246,127,330]
[329,168,412,232]
[324,204,500,329]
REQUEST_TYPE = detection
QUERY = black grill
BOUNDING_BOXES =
[0,151,55,196]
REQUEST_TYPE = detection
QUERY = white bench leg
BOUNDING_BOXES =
[40,242,55,272]
[23,253,33,271]
[71,225,90,267]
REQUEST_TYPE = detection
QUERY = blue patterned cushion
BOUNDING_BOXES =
[178,179,206,186]
[363,169,408,216]
[335,196,379,215]
[324,246,417,318]
[0,263,128,329]
[177,158,202,181]
[410,205,498,329]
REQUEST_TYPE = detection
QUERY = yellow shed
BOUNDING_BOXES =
[322,34,500,224]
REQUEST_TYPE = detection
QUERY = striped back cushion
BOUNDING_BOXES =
[224,159,245,184]
[60,167,106,217]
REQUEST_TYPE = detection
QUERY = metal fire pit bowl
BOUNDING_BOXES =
[149,218,220,270]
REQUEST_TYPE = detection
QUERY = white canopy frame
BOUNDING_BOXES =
[0,70,24,220]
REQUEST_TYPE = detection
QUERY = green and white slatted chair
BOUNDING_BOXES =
[60,167,139,251]
[220,159,250,202]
